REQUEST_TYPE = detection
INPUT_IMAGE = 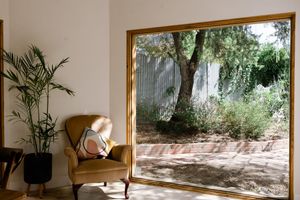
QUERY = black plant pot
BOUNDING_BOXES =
[24,153,52,184]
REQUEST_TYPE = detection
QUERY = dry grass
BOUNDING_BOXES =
[136,123,288,144]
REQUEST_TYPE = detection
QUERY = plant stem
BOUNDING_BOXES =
[27,99,38,154]
[45,83,50,153]
[37,99,41,153]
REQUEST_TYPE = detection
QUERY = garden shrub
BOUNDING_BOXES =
[221,101,270,139]
[245,44,290,94]
[136,103,161,123]
[155,100,198,133]
[147,96,272,140]
[171,101,198,128]
[137,100,176,124]
[156,120,197,134]
[193,98,222,133]
[155,98,222,134]
[245,81,289,119]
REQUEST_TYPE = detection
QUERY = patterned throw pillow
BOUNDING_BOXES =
[76,127,109,159]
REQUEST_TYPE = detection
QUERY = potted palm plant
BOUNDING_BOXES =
[1,45,74,185]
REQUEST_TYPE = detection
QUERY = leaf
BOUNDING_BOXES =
[51,57,69,74]
[31,45,46,68]
[50,82,75,96]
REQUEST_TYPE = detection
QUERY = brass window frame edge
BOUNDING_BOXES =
[126,12,296,200]
[0,19,4,149]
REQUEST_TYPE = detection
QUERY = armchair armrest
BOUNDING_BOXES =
[64,147,78,170]
[109,145,131,164]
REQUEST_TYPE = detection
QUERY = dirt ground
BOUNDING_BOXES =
[136,150,289,197]
[135,123,289,198]
[136,123,289,144]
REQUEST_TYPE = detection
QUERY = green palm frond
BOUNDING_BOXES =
[0,45,75,153]
[2,50,21,71]
[50,82,75,96]
[51,57,69,74]
[0,69,20,84]
[31,45,46,68]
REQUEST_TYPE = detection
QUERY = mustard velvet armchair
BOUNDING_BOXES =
[64,115,131,200]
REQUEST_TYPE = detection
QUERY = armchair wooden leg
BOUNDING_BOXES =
[121,178,130,199]
[72,184,83,200]
[104,182,107,187]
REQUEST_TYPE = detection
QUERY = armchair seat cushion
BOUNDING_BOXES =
[74,159,128,175]
[71,158,128,184]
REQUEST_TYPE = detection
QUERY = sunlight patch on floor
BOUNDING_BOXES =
[26,182,237,200]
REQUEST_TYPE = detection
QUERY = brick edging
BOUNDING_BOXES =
[136,139,288,156]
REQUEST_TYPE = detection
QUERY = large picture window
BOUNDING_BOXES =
[127,13,295,199]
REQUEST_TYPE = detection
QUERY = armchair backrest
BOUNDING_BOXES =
[65,115,112,148]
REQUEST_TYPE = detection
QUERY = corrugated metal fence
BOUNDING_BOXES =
[136,54,221,109]
[136,54,180,108]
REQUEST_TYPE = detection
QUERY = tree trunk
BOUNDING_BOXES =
[170,30,206,122]
[170,63,195,121]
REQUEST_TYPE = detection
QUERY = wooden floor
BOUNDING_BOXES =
[0,189,26,200]
[25,182,237,200]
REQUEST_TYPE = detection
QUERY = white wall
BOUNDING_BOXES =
[109,0,300,199]
[0,0,9,50]
[1,0,299,197]
[4,0,110,190]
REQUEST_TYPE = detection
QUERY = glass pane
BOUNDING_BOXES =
[133,20,291,199]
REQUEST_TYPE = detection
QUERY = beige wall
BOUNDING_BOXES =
[3,0,110,190]
[109,0,300,199]
[1,0,299,197]
[0,0,9,50]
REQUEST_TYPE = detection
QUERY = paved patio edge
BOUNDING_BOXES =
[136,139,288,156]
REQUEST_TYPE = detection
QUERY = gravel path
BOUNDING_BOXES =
[135,149,289,197]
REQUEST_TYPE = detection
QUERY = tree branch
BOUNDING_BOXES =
[189,30,206,72]
[171,32,188,65]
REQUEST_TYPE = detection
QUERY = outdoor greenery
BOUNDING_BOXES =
[152,96,270,139]
[245,44,290,94]
[136,21,290,140]
[1,45,75,153]
[220,101,270,139]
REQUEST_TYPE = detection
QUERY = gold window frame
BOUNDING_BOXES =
[126,13,295,200]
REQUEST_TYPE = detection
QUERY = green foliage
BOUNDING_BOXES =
[180,31,197,58]
[136,33,175,59]
[170,101,198,128]
[156,120,197,134]
[209,26,260,97]
[155,99,221,134]
[205,26,259,63]
[136,22,290,139]
[136,103,161,123]
[137,102,174,123]
[245,81,289,120]
[156,101,198,133]
[153,98,270,140]
[245,44,290,94]
[273,21,291,48]
[164,86,176,97]
[137,25,260,99]
[1,45,75,153]
[220,101,270,139]
[192,97,222,133]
